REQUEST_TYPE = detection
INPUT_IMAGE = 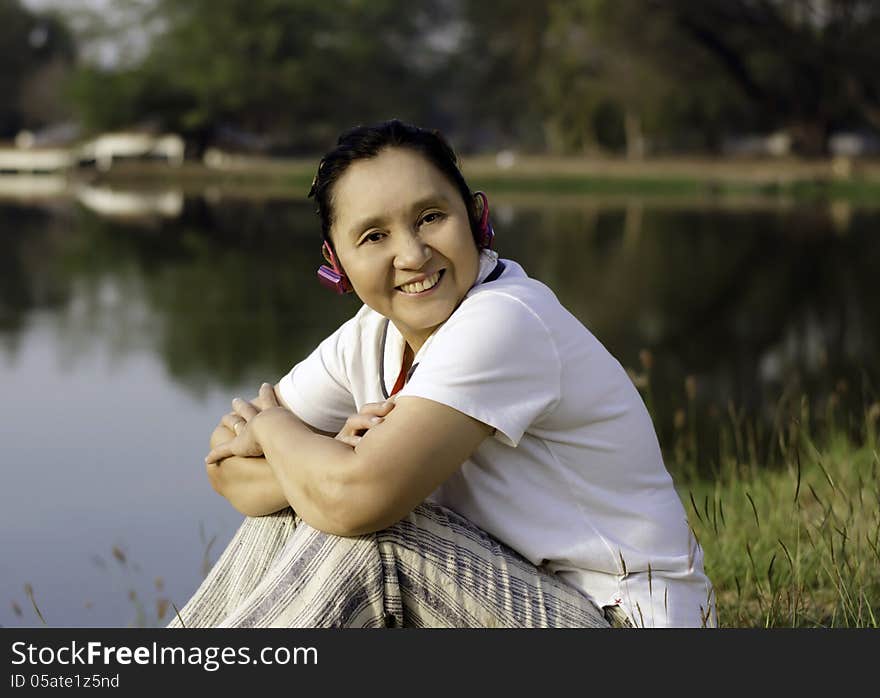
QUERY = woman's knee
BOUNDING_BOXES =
[388,501,468,535]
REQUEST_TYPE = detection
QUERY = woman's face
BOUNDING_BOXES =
[329,147,480,353]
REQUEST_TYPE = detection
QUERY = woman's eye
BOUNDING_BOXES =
[362,231,386,244]
[420,212,444,226]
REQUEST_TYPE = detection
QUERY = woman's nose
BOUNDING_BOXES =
[393,230,432,269]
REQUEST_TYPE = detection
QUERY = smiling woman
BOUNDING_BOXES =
[326,147,481,358]
[168,120,716,628]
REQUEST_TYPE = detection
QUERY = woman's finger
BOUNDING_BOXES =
[259,382,279,408]
[251,382,276,411]
[358,400,396,417]
[334,401,394,442]
[205,428,262,463]
[212,423,233,439]
[205,442,234,464]
[231,397,259,422]
[221,413,246,432]
[346,413,384,433]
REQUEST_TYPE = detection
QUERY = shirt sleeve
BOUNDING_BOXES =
[277,318,358,434]
[397,292,562,447]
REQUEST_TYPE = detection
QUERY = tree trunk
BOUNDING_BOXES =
[624,109,645,160]
[789,120,829,158]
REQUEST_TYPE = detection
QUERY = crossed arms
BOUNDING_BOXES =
[204,383,491,537]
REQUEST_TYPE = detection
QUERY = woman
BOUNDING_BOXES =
[169,120,716,628]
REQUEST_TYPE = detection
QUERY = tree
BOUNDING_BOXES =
[60,0,880,155]
[440,0,553,151]
[529,0,880,156]
[658,0,880,155]
[69,0,457,152]
[536,0,763,156]
[0,0,76,137]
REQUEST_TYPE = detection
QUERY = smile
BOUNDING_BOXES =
[397,269,445,295]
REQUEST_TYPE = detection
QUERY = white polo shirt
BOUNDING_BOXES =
[279,251,716,627]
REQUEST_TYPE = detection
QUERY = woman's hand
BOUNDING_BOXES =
[206,383,281,464]
[334,399,396,447]
[205,399,262,464]
[209,382,283,453]
[204,383,293,515]
[220,382,280,438]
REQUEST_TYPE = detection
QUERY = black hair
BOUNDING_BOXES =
[308,119,480,246]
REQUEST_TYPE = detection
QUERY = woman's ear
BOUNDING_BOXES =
[472,191,494,249]
[318,240,353,294]
[324,241,348,275]
[472,191,484,219]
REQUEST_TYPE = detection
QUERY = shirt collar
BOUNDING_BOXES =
[473,248,500,286]
[379,248,502,398]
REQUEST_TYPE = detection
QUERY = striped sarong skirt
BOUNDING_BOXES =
[166,502,624,628]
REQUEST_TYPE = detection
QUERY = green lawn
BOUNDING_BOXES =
[87,156,880,204]
[675,411,879,627]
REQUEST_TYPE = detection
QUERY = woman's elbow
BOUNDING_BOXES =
[287,468,361,537]
[331,484,411,537]
[308,473,400,538]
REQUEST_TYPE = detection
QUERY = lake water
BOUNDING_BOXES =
[1,184,878,627]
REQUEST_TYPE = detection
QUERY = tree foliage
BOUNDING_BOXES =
[71,0,458,152]
[658,0,880,154]
[0,0,75,137]
[44,0,880,154]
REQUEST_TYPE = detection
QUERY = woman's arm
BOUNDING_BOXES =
[207,383,385,516]
[206,383,333,516]
[206,423,290,517]
[209,396,492,536]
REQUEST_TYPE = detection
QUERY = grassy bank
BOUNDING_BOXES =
[15,415,877,628]
[77,155,880,205]
[674,409,879,627]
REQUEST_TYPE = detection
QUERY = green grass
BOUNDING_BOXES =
[672,408,880,627]
[472,171,880,204]
[87,157,880,204]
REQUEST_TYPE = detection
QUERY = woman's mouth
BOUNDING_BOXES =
[397,269,445,295]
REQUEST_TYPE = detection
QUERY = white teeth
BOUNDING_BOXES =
[400,271,441,294]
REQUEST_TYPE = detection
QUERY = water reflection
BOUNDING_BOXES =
[73,186,183,219]
[2,192,878,429]
[1,190,877,625]
[0,178,183,218]
[501,201,878,453]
